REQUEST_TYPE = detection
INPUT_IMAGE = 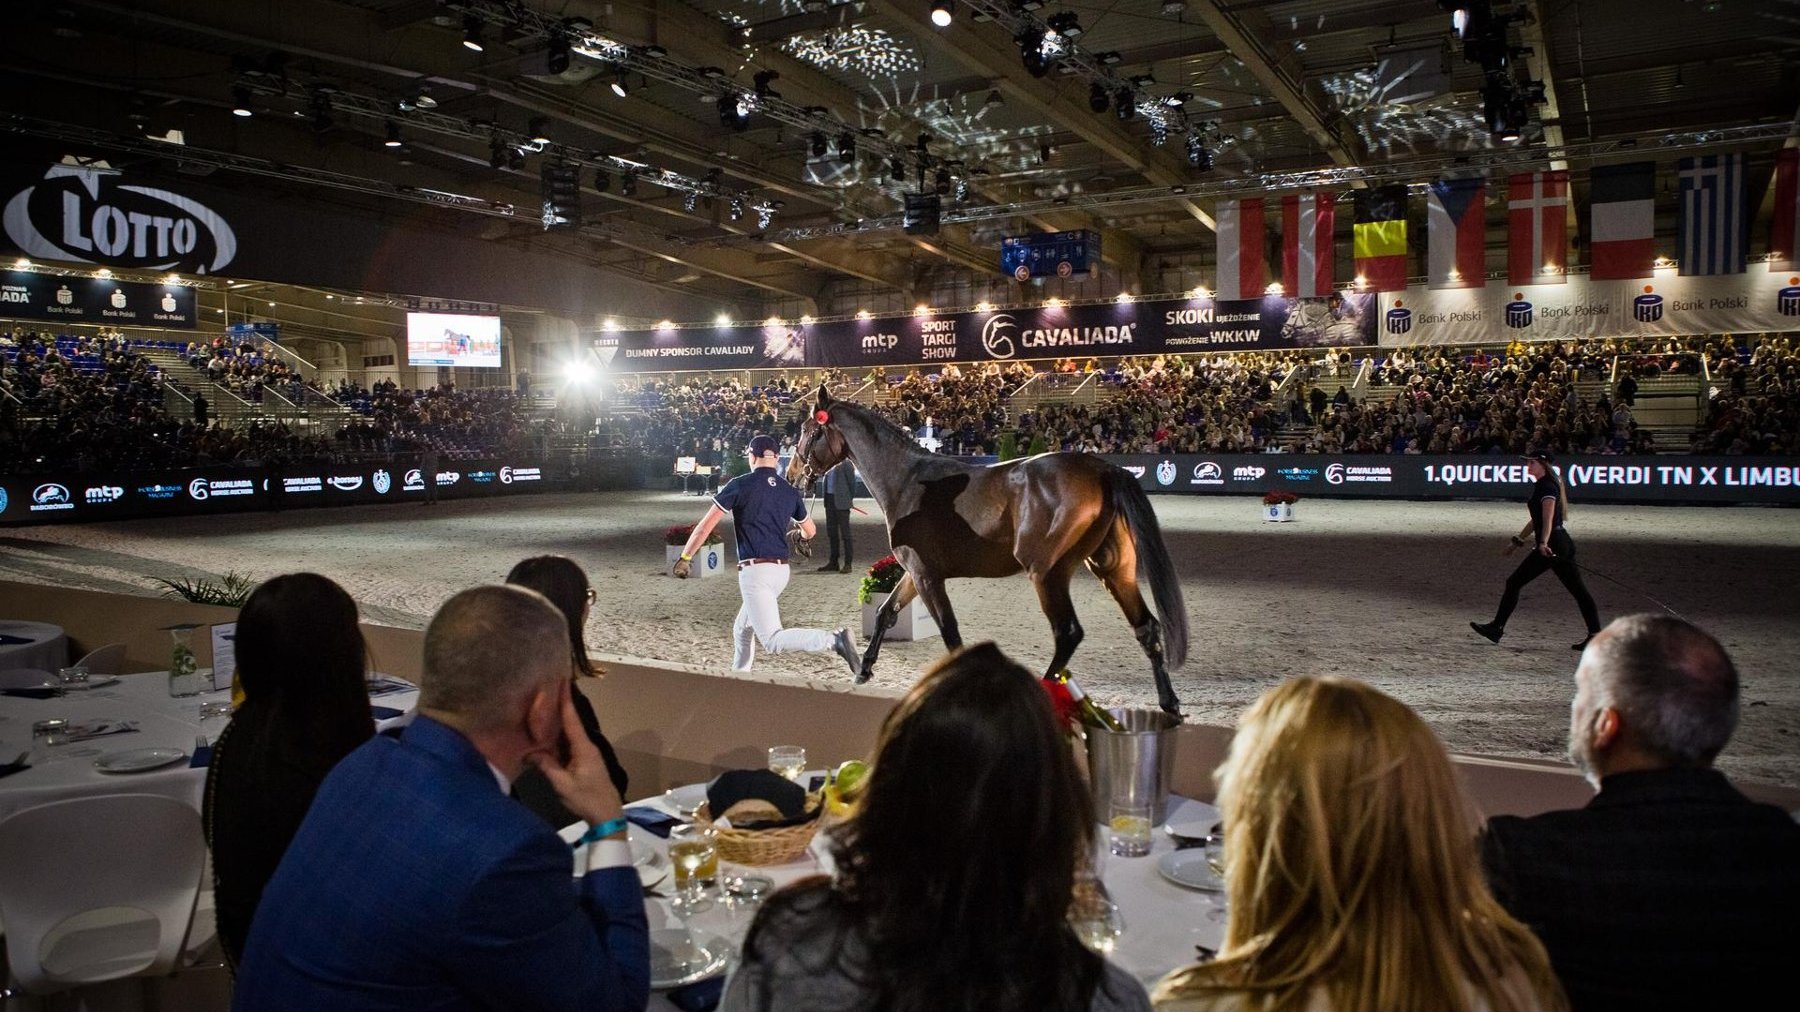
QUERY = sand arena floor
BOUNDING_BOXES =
[3,490,1796,787]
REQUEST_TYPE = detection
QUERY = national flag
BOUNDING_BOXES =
[1507,170,1569,285]
[1426,177,1486,289]
[1770,148,1800,272]
[1352,185,1408,292]
[1588,162,1655,280]
[1281,191,1335,298]
[1679,153,1746,276]
[1214,197,1266,301]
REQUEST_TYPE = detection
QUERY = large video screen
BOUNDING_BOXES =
[406,312,502,368]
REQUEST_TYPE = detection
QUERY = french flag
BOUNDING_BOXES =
[1215,198,1266,301]
[1427,178,1486,289]
[1679,153,1746,276]
[1771,149,1800,272]
[1281,192,1335,299]
[1507,170,1569,286]
[1589,162,1655,280]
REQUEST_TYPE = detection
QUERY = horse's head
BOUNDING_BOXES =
[786,385,850,487]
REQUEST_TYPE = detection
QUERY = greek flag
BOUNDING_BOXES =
[1678,154,1746,276]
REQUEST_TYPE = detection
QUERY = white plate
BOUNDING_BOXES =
[663,783,707,817]
[648,927,729,989]
[1163,812,1223,842]
[94,747,188,774]
[637,854,669,891]
[1157,849,1225,892]
[57,676,122,691]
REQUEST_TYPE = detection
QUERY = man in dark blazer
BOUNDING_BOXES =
[1480,614,1800,1011]
[817,458,857,574]
[232,585,649,1012]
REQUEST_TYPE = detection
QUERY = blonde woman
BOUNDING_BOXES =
[1470,451,1603,651]
[1151,677,1566,1012]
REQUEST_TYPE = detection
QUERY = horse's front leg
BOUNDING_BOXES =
[859,573,916,684]
[909,570,962,650]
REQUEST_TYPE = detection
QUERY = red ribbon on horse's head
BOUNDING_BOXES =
[814,409,831,424]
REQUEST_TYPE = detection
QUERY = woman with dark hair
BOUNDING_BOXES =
[203,572,373,969]
[721,642,1150,1012]
[506,555,629,825]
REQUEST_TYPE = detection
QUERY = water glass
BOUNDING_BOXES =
[56,665,89,690]
[767,745,807,783]
[1204,831,1230,922]
[1068,873,1124,955]
[1107,799,1153,858]
[32,719,71,747]
[199,700,234,721]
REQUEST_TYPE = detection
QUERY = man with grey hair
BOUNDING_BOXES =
[233,585,649,1012]
[1480,614,1800,1011]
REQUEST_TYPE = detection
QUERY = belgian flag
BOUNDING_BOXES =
[1354,185,1409,292]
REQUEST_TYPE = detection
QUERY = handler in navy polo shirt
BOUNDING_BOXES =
[674,434,860,674]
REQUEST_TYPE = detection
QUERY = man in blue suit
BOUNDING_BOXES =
[232,585,649,1012]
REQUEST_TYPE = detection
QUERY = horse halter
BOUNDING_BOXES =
[794,409,833,486]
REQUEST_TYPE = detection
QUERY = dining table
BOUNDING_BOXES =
[0,619,68,675]
[605,778,1226,1010]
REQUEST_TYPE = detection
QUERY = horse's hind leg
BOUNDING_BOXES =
[1031,561,1084,680]
[1088,526,1182,717]
[858,573,917,684]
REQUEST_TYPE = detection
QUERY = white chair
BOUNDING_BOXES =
[72,643,128,677]
[0,795,205,995]
[0,668,53,690]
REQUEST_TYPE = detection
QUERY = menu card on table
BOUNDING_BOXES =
[211,622,236,692]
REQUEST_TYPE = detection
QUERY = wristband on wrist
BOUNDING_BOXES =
[578,816,629,846]
[680,552,693,561]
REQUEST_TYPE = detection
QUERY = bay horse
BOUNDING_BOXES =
[787,386,1189,715]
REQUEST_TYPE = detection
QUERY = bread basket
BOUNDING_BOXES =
[694,794,823,866]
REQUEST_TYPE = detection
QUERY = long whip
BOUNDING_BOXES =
[1569,560,1690,622]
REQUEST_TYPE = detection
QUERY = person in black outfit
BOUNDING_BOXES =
[816,458,856,574]
[1471,451,1602,651]
[505,556,630,825]
[1479,615,1800,1011]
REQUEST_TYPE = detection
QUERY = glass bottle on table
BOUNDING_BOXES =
[1049,670,1126,732]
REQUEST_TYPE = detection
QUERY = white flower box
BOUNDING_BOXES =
[667,543,727,578]
[1263,502,1294,523]
[861,598,939,642]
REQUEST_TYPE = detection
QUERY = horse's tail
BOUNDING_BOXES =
[1107,467,1189,669]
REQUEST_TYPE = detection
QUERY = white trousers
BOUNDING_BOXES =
[732,563,835,671]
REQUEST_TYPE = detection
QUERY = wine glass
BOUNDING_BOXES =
[667,823,717,917]
[1068,870,1124,955]
[1203,830,1229,923]
[767,745,807,783]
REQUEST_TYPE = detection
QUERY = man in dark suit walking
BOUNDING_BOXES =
[1480,614,1800,1011]
[817,458,856,574]
[231,585,649,1012]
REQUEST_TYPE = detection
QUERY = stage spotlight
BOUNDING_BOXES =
[231,87,253,117]
[610,71,629,98]
[954,178,970,202]
[621,170,638,196]
[931,1,954,27]
[1186,135,1213,170]
[506,145,525,170]
[717,92,750,131]
[528,117,552,146]
[1089,82,1109,113]
[837,132,855,161]
[593,169,611,193]
[934,168,951,195]
[1165,91,1193,107]
[1115,88,1136,120]
[810,132,828,157]
[461,14,484,52]
[729,196,744,221]
[489,140,507,169]
[754,70,781,99]
[1038,142,1053,164]
[546,33,571,75]
[984,88,1004,108]
[1048,12,1083,38]
[383,121,403,148]
[683,191,699,213]
[889,156,906,181]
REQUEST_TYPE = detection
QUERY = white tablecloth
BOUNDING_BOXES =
[0,672,420,823]
[622,787,1224,1009]
[0,619,67,674]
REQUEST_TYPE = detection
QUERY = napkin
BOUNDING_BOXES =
[67,720,139,742]
[1,688,58,700]
[706,769,809,824]
[370,705,406,721]
[365,676,414,698]
[667,976,724,1012]
[625,806,679,839]
[0,760,31,780]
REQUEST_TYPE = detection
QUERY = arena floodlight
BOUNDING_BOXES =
[461,15,485,52]
[931,1,954,28]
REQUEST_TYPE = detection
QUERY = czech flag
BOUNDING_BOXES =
[1426,178,1486,289]
[1589,162,1655,280]
[1353,185,1408,292]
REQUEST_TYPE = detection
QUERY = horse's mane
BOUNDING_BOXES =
[827,396,911,444]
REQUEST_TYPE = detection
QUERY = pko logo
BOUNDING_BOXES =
[1633,287,1664,323]
[31,483,75,511]
[1779,278,1800,317]
[1504,293,1533,329]
[1385,303,1412,335]
[372,469,392,495]
[1326,463,1345,485]
[1155,460,1177,486]
[3,158,237,274]
[188,478,210,501]
[980,313,1018,359]
[1232,465,1265,481]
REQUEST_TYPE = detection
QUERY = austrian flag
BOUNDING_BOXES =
[1214,197,1267,301]
[1508,170,1569,285]
[1281,191,1335,299]
[1589,162,1655,280]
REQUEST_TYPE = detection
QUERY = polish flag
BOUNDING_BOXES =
[1214,198,1266,301]
[1426,178,1486,289]
[1507,170,1569,286]
[1589,162,1655,280]
[1772,149,1800,272]
[1281,192,1335,299]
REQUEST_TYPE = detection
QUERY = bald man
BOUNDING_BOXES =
[1480,614,1800,1011]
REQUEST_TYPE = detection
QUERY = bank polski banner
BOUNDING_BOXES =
[1378,270,1800,346]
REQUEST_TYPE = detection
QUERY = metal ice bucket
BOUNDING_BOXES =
[1083,707,1181,825]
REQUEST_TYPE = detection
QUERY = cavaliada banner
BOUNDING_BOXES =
[592,291,1380,373]
[1378,270,1800,346]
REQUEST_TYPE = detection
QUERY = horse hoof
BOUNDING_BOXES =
[854,668,873,685]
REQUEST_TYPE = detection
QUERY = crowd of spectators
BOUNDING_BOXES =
[183,337,311,405]
[325,380,539,458]
[1692,335,1800,454]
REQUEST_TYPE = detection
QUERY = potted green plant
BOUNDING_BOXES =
[664,523,726,578]
[858,554,938,642]
[1262,490,1299,523]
